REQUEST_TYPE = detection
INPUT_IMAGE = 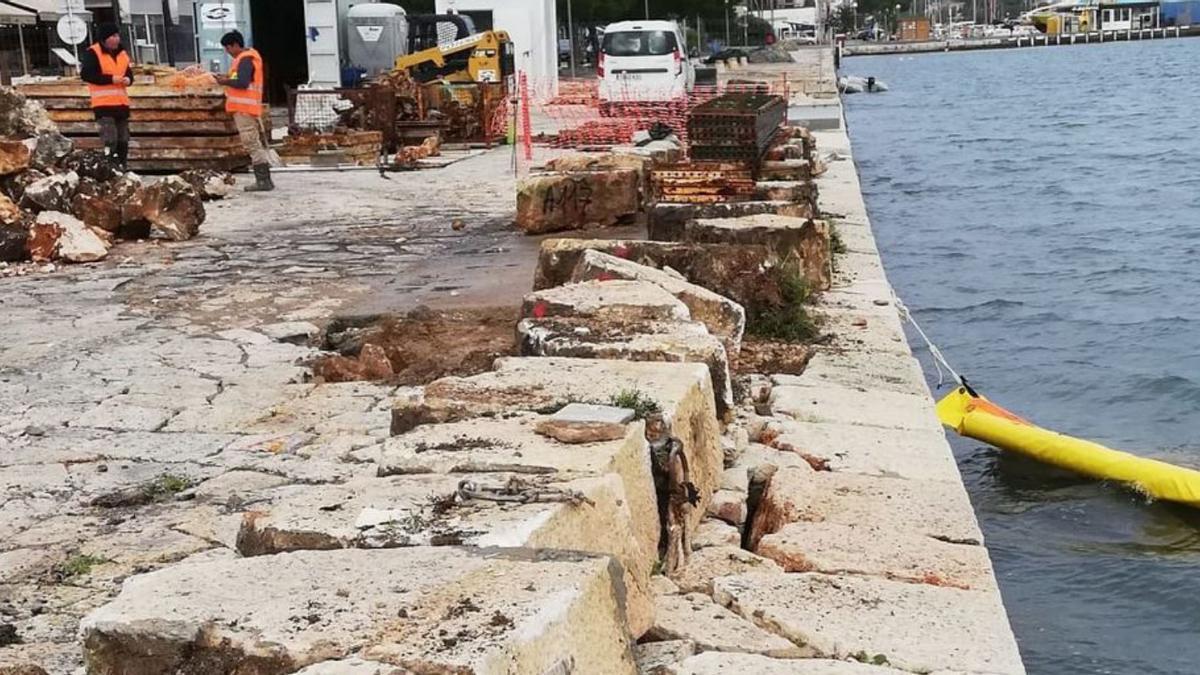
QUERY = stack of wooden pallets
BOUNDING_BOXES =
[650,162,757,204]
[17,81,249,173]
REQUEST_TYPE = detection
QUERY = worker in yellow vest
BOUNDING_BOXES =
[79,24,133,169]
[214,31,273,192]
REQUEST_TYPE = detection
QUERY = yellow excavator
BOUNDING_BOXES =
[393,15,514,87]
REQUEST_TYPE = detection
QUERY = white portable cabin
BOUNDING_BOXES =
[434,0,557,98]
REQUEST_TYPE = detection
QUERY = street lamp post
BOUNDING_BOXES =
[645,0,650,19]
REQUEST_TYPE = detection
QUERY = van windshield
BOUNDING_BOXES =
[602,30,677,56]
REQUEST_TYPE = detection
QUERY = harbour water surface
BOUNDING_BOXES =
[844,39,1200,675]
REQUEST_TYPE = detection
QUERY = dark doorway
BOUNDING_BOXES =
[249,0,307,104]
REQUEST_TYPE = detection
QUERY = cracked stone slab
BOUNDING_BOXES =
[257,321,320,343]
[390,358,722,529]
[522,279,691,324]
[770,419,963,483]
[636,639,696,675]
[378,415,657,568]
[756,521,997,590]
[569,249,745,353]
[236,471,657,636]
[787,348,930,398]
[517,317,733,416]
[713,573,1025,675]
[647,592,801,658]
[81,548,638,674]
[769,382,943,433]
[748,467,983,549]
[666,653,914,674]
[668,545,782,595]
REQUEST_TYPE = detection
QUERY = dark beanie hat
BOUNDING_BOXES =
[96,23,120,41]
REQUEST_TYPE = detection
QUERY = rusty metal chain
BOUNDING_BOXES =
[456,477,595,507]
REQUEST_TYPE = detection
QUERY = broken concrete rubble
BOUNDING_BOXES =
[179,168,237,200]
[81,547,639,674]
[648,200,816,241]
[0,193,21,226]
[28,131,72,171]
[0,140,31,176]
[33,211,108,263]
[135,175,205,241]
[20,171,78,213]
[0,223,27,262]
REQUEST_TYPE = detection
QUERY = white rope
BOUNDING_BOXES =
[893,292,965,391]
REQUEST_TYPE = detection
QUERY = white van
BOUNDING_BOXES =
[597,20,695,110]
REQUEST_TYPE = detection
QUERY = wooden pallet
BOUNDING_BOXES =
[18,82,249,173]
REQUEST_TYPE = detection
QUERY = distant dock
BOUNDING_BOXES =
[844,23,1200,56]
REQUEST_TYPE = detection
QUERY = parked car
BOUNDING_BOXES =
[597,20,695,113]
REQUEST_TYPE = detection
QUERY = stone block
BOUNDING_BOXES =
[771,419,963,483]
[667,653,911,674]
[668,545,781,595]
[534,402,636,443]
[647,201,815,242]
[756,521,997,590]
[691,518,741,550]
[570,249,746,353]
[516,169,640,234]
[523,279,691,324]
[686,214,831,290]
[648,593,800,657]
[753,180,819,207]
[516,316,733,417]
[533,238,784,309]
[760,159,814,181]
[795,348,929,398]
[0,223,28,262]
[545,152,654,193]
[237,470,658,637]
[769,381,940,432]
[388,358,723,528]
[706,490,746,527]
[747,468,984,550]
[636,639,695,675]
[712,573,1024,674]
[81,548,639,674]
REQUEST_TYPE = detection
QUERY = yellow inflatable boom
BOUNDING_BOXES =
[936,387,1200,508]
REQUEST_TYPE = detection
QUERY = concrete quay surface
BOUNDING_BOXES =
[1,48,1023,674]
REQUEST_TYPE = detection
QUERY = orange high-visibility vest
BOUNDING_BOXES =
[225,48,264,116]
[87,43,130,108]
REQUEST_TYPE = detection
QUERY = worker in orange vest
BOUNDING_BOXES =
[214,31,273,192]
[79,24,133,169]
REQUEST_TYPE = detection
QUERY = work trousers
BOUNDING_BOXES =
[234,113,271,166]
[96,116,130,164]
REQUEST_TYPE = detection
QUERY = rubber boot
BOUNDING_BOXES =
[244,164,275,192]
[115,142,129,172]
